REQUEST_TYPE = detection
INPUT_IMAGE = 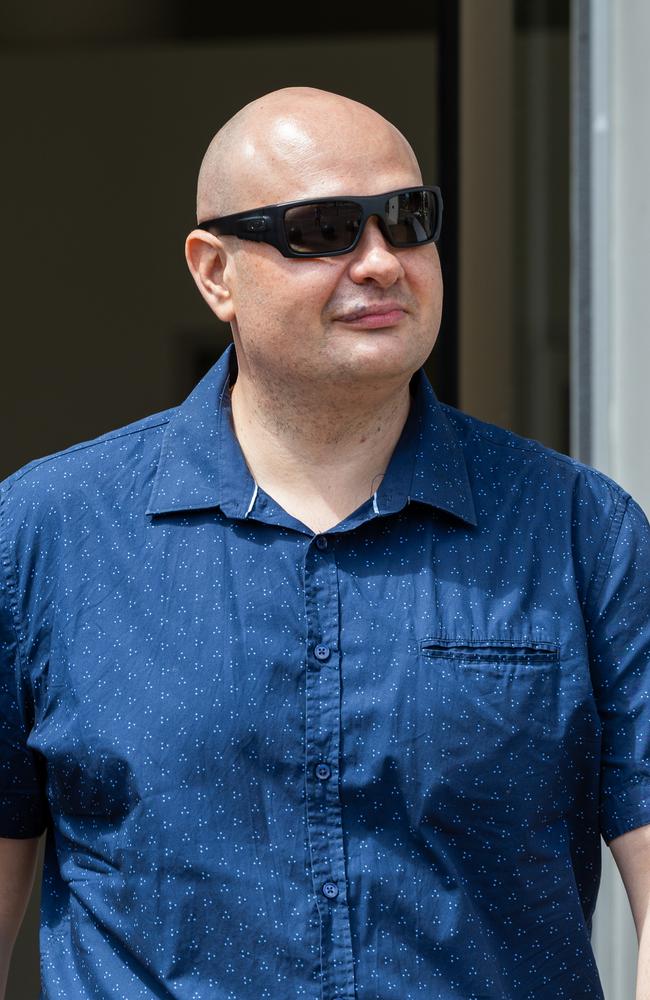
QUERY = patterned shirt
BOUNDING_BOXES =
[1,340,649,999]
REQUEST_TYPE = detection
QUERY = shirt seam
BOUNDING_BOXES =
[4,414,172,488]
[585,490,630,612]
[464,418,623,491]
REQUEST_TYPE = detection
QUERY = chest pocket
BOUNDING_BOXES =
[419,636,561,734]
[417,636,563,827]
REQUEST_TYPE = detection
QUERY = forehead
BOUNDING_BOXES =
[233,118,421,209]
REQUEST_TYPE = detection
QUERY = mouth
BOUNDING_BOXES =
[334,302,408,329]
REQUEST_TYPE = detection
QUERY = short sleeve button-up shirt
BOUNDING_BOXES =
[1,341,650,999]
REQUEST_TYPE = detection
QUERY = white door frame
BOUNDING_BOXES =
[572,2,650,997]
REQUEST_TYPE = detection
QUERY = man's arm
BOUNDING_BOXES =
[609,823,650,1000]
[0,836,42,1000]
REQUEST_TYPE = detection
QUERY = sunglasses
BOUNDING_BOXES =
[196,185,443,258]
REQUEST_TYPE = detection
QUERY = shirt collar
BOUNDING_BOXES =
[145,342,478,528]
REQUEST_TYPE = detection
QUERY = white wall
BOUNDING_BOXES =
[588,2,650,998]
[610,1,650,504]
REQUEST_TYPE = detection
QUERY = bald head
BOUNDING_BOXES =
[195,86,422,223]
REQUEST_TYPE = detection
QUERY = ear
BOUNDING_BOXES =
[185,230,236,323]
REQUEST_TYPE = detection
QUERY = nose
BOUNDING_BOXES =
[347,215,405,287]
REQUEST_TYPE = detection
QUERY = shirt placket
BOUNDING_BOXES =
[304,533,356,1000]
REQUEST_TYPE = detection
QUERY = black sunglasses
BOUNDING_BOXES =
[196,185,443,258]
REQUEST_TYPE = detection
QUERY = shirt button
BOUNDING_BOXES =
[315,534,328,550]
[315,762,331,780]
[314,644,331,661]
[322,881,339,899]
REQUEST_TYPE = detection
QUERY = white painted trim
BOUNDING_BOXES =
[573,2,649,997]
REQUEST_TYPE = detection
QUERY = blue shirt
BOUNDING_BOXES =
[1,341,650,1000]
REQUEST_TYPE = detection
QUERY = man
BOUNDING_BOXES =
[1,86,649,999]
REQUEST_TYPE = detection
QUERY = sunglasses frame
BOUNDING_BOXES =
[195,185,443,258]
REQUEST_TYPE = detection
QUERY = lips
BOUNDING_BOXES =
[336,301,406,322]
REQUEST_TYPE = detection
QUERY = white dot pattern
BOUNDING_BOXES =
[1,341,650,999]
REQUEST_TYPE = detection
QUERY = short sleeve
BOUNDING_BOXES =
[0,490,49,838]
[585,491,650,845]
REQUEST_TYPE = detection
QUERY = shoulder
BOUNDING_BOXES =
[440,400,630,512]
[0,406,176,538]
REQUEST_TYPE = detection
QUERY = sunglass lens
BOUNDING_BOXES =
[385,190,436,244]
[284,201,361,254]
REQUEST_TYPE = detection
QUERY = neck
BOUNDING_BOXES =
[227,369,413,513]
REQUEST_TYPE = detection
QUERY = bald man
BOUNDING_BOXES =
[1,86,650,1000]
[187,87,441,535]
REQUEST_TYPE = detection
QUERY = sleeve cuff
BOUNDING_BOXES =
[600,784,650,845]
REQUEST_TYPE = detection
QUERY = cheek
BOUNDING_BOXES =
[233,256,341,333]
[411,253,443,307]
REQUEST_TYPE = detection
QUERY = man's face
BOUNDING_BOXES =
[191,120,443,395]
